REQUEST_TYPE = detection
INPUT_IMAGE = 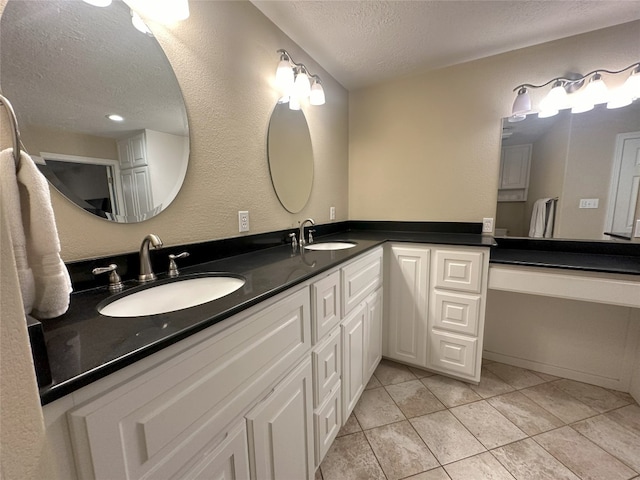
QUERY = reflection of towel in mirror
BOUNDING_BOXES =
[0,148,72,318]
[529,198,555,238]
[529,198,556,238]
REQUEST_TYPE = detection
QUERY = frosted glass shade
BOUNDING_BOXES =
[276,60,295,95]
[294,70,311,98]
[512,88,531,116]
[310,82,325,105]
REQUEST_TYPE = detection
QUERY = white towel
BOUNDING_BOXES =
[1,148,72,318]
[529,198,551,238]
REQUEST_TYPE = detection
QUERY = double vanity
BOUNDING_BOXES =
[39,223,500,480]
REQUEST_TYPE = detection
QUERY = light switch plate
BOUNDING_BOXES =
[579,198,599,209]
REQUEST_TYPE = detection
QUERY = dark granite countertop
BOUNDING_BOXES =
[38,224,640,405]
[39,226,492,405]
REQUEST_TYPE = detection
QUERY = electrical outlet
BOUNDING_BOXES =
[238,211,249,232]
[482,217,494,233]
[579,198,599,209]
[330,206,336,220]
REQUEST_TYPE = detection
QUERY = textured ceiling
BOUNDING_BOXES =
[251,0,640,90]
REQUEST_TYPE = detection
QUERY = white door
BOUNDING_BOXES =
[341,303,366,422]
[246,358,314,480]
[607,132,640,236]
[387,245,430,367]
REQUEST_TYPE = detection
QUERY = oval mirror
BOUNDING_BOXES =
[267,103,314,213]
[0,0,189,223]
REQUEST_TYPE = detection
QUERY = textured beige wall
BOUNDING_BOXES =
[349,21,640,222]
[1,1,349,261]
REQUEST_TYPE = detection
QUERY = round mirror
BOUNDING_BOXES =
[0,0,189,223]
[267,103,314,213]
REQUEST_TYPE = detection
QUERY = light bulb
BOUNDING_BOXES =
[294,68,311,99]
[511,87,531,116]
[82,0,112,6]
[309,80,325,105]
[540,80,568,112]
[537,109,558,119]
[275,59,294,95]
[582,73,609,106]
[289,95,301,111]
[623,67,640,100]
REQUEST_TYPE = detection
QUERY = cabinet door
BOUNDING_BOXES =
[246,358,314,480]
[500,144,531,189]
[314,383,341,467]
[364,288,383,383]
[341,303,366,422]
[117,139,133,169]
[387,245,430,367]
[180,420,250,480]
[311,270,341,344]
[120,167,153,219]
[130,132,148,167]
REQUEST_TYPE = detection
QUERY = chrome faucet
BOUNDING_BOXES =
[298,218,315,247]
[139,234,163,282]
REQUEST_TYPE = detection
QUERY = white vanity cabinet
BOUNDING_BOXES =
[385,243,489,383]
[117,132,148,169]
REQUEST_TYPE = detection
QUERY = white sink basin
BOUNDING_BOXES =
[98,275,245,317]
[304,242,357,251]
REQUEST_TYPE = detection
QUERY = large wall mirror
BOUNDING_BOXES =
[267,102,314,213]
[496,101,640,241]
[0,0,189,223]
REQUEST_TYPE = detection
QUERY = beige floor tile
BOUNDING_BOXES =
[481,358,495,365]
[353,387,405,430]
[609,389,637,405]
[534,371,561,382]
[410,410,486,465]
[364,421,439,480]
[403,468,451,480]
[450,400,527,449]
[365,375,382,390]
[374,359,418,385]
[386,380,446,418]
[606,404,640,435]
[520,382,598,423]
[484,363,547,389]
[444,452,516,480]
[572,414,640,471]
[337,412,362,437]
[487,391,564,435]
[469,368,515,399]
[315,467,323,480]
[408,366,435,378]
[320,432,386,480]
[534,426,636,480]
[553,379,630,413]
[421,375,482,408]
[491,438,580,480]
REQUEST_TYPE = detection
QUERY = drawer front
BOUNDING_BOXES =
[429,330,478,378]
[312,326,342,408]
[432,290,481,336]
[312,270,341,343]
[342,248,383,315]
[68,287,311,480]
[314,383,342,467]
[434,249,483,293]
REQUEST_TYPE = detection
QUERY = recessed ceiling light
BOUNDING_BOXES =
[106,114,124,122]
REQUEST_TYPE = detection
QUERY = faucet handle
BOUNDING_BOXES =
[168,252,190,277]
[308,229,316,244]
[288,232,298,251]
[92,264,124,293]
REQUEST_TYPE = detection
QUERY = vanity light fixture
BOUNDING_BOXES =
[510,62,640,120]
[275,49,325,109]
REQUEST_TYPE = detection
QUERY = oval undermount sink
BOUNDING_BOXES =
[304,241,357,251]
[98,274,246,317]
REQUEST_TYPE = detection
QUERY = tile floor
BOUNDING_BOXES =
[316,359,640,480]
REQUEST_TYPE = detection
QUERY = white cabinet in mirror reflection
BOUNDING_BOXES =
[498,144,531,202]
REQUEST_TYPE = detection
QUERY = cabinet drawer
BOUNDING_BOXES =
[432,290,481,336]
[434,249,483,293]
[311,270,341,343]
[429,330,478,378]
[68,287,311,480]
[342,247,383,315]
[314,383,342,467]
[312,326,341,408]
